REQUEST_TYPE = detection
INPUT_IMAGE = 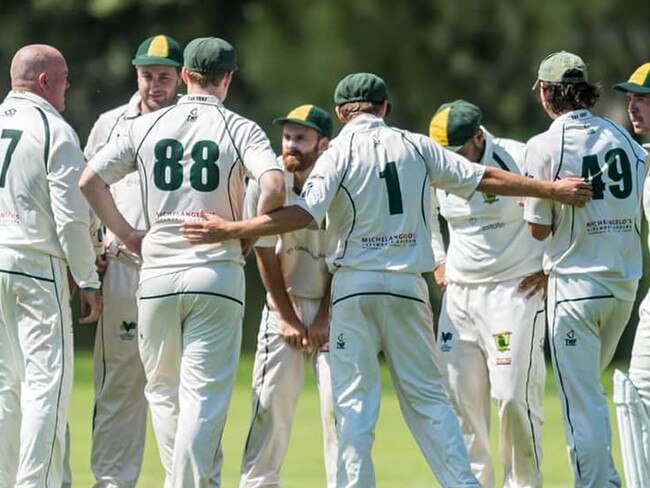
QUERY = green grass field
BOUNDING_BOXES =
[67,351,626,487]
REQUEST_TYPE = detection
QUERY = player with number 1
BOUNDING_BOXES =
[80,37,284,487]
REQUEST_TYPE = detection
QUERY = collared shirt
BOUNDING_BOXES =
[88,93,280,278]
[0,90,99,288]
[524,109,648,300]
[431,129,545,283]
[296,114,485,274]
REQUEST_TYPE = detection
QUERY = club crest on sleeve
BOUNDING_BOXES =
[439,331,453,352]
[120,321,137,341]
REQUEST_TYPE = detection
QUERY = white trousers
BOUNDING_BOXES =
[631,291,650,414]
[0,248,72,488]
[437,279,545,488]
[91,258,147,488]
[547,274,634,488]
[138,262,244,488]
[239,296,336,488]
[329,269,479,488]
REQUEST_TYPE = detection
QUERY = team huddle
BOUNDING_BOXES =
[0,32,648,488]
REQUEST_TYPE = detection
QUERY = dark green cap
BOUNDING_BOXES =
[132,35,183,67]
[334,72,389,105]
[613,63,650,94]
[533,51,588,89]
[183,37,238,75]
[429,100,482,151]
[273,104,333,139]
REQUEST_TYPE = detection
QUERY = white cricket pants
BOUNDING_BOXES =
[547,274,634,488]
[91,258,147,487]
[138,261,244,488]
[239,296,336,488]
[0,248,73,488]
[329,269,480,488]
[630,291,650,414]
[437,279,546,488]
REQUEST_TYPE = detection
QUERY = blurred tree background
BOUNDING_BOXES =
[2,0,649,356]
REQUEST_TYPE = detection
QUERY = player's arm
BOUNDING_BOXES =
[307,274,332,350]
[48,131,102,323]
[255,246,307,349]
[257,169,286,215]
[477,167,591,205]
[430,189,448,291]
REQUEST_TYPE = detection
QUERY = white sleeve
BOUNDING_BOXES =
[48,126,100,289]
[295,144,344,225]
[87,130,137,185]
[419,137,485,199]
[239,121,282,182]
[429,188,447,265]
[243,178,277,248]
[523,141,554,225]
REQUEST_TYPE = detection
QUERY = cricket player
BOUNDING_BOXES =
[80,37,285,487]
[0,44,101,487]
[179,72,591,487]
[83,34,183,488]
[611,62,650,487]
[429,100,546,488]
[524,51,648,488]
[239,104,337,488]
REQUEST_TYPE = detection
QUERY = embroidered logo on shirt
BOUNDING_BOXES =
[493,331,512,352]
[336,332,346,350]
[565,330,577,346]
[120,321,137,341]
[439,331,453,352]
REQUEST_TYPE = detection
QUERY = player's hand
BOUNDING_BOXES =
[123,229,146,257]
[181,210,232,244]
[518,271,548,299]
[307,315,329,352]
[434,263,447,292]
[95,254,108,273]
[551,177,592,207]
[280,317,308,350]
[79,288,102,324]
[66,268,77,297]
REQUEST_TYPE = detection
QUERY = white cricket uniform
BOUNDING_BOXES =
[524,109,647,488]
[432,130,546,488]
[239,167,336,488]
[88,93,281,488]
[630,142,650,418]
[0,90,100,487]
[295,113,483,488]
[84,92,148,488]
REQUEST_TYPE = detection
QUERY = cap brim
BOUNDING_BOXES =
[273,117,326,136]
[612,82,650,94]
[132,57,182,67]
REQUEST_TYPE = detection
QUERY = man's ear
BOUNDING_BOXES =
[335,106,346,124]
[317,136,330,155]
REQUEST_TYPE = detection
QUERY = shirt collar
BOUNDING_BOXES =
[178,94,224,107]
[550,109,592,129]
[5,90,62,118]
[338,113,387,137]
[123,92,142,119]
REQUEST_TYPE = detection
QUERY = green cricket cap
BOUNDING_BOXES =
[334,72,389,105]
[429,100,482,151]
[132,35,183,67]
[183,37,238,75]
[613,63,650,94]
[273,104,333,139]
[533,51,588,89]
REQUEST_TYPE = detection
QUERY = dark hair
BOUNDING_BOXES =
[541,80,602,114]
[337,101,384,121]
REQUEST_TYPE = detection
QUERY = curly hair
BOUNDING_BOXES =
[337,101,384,122]
[541,78,602,114]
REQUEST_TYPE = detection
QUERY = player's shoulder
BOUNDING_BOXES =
[93,102,131,127]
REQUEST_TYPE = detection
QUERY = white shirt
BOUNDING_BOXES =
[88,94,281,279]
[431,130,545,283]
[0,91,100,288]
[524,109,648,300]
[84,93,146,267]
[296,114,485,275]
[244,161,330,299]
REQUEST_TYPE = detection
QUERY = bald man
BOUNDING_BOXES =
[0,44,101,487]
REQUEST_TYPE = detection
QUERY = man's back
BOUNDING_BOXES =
[0,91,88,260]
[525,109,647,299]
[300,114,484,275]
[88,93,277,274]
